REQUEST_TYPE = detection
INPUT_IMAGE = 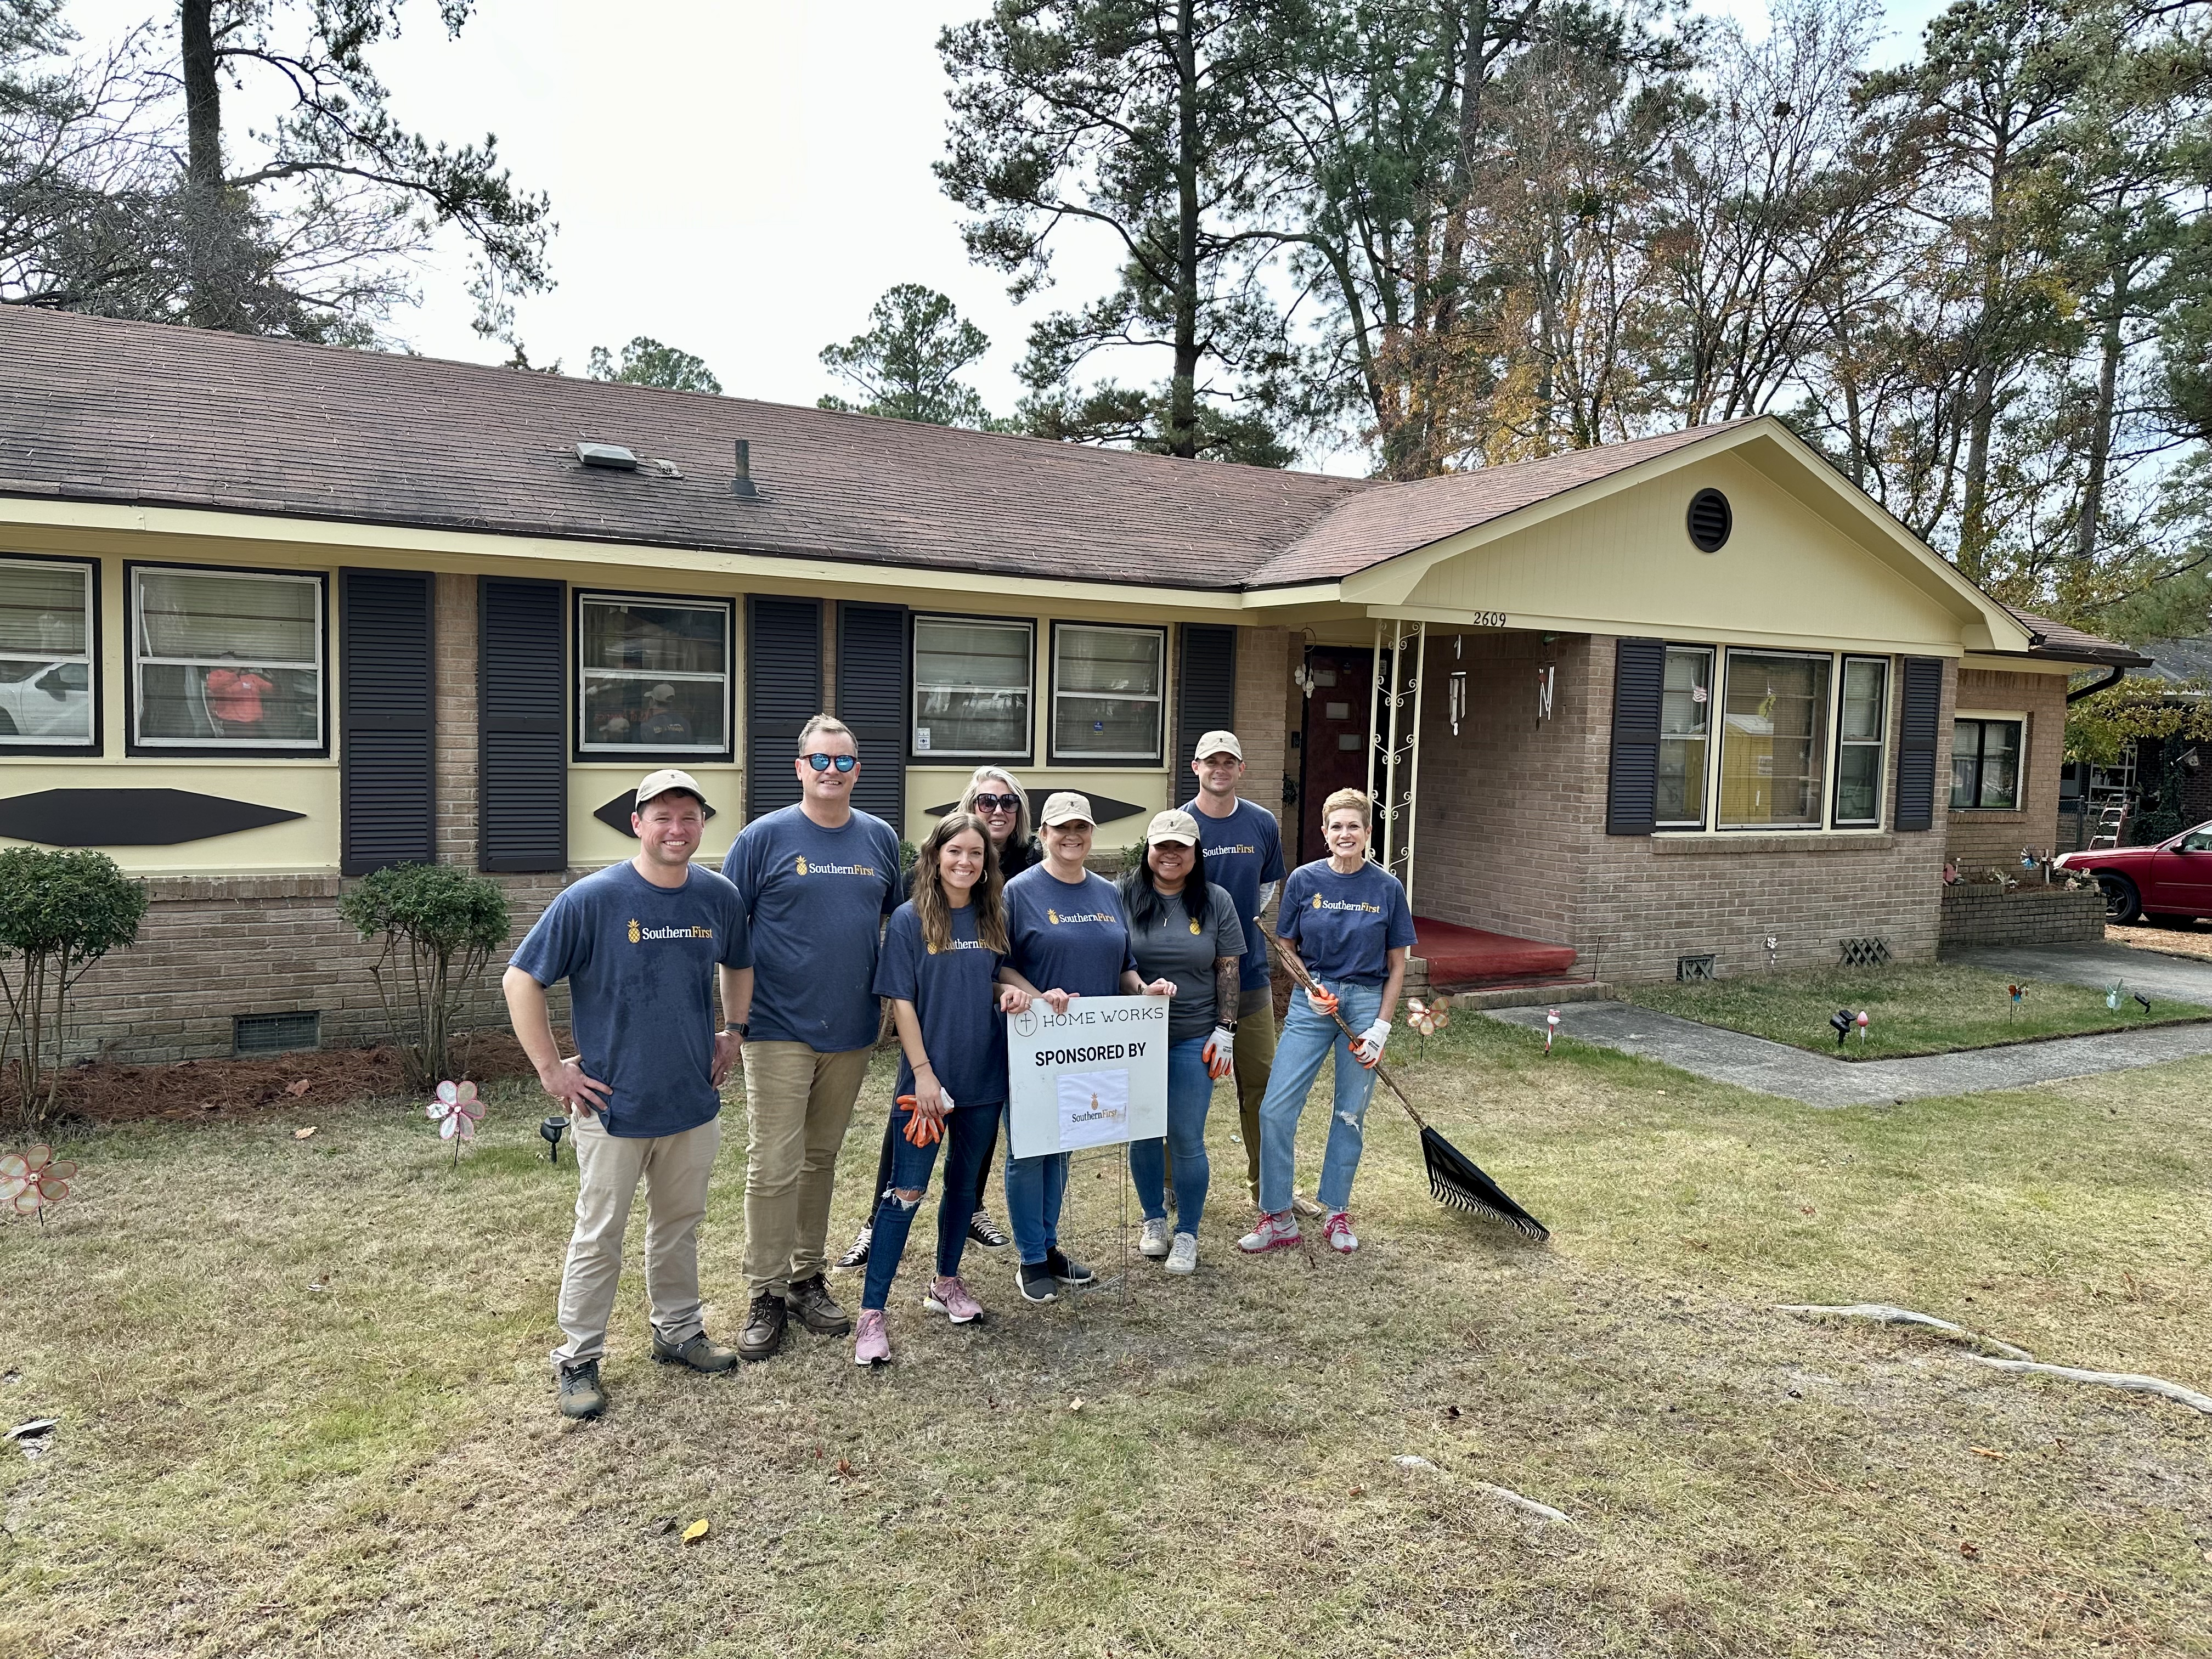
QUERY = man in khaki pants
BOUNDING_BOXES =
[721,715,903,1362]
[505,769,753,1420]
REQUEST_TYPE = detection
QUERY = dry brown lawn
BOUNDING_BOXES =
[3,1018,2208,1657]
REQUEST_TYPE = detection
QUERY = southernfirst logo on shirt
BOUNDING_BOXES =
[794,855,880,877]
[1204,843,1260,857]
[1311,894,1382,915]
[1046,907,1117,926]
[628,918,716,944]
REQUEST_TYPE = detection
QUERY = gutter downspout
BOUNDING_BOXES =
[2066,664,2127,703]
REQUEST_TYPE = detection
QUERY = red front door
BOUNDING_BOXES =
[1297,647,1373,864]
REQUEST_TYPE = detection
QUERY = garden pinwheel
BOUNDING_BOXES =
[0,1144,75,1221]
[426,1080,484,1166]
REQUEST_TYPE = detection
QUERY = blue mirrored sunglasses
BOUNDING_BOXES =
[803,753,859,772]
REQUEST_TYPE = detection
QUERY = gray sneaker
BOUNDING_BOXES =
[1138,1216,1171,1258]
[651,1329,740,1373]
[785,1272,853,1336]
[1165,1232,1198,1275]
[557,1359,606,1420]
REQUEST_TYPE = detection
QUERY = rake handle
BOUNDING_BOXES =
[1263,932,1429,1133]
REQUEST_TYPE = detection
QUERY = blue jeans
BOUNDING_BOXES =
[1130,1035,1213,1232]
[861,1099,998,1311]
[1003,1125,1070,1268]
[1257,979,1383,1216]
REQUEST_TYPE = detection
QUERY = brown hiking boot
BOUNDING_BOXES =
[785,1272,852,1336]
[737,1291,788,1363]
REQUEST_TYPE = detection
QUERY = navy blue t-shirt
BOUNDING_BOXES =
[871,901,1008,1108]
[1277,858,1417,986]
[1183,797,1288,992]
[1003,866,1137,999]
[721,804,901,1051]
[509,861,752,1138]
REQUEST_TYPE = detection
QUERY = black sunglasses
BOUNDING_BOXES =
[803,753,859,773]
[971,793,1023,812]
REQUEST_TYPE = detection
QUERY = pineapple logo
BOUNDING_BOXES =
[795,855,809,876]
[925,941,938,956]
[1311,893,1323,909]
[627,917,641,944]
[1047,908,1060,924]
[1189,919,1202,934]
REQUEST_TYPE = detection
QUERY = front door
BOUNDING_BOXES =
[1297,647,1373,863]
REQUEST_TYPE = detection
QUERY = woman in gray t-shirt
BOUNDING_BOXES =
[1118,809,1246,1274]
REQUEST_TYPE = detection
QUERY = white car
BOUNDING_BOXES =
[0,659,92,742]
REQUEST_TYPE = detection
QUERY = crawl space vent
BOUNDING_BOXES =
[1676,953,1717,983]
[234,1010,321,1056]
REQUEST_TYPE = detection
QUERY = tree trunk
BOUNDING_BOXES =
[2074,266,2127,569]
[1169,0,1201,460]
[179,0,228,330]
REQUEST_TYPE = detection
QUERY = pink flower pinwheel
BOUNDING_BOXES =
[426,1080,484,1164]
[0,1144,76,1220]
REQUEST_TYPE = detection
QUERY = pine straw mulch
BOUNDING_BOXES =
[26,1028,557,1128]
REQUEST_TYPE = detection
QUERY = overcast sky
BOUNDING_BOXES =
[69,0,1952,466]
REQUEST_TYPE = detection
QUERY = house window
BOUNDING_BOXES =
[1656,646,1712,826]
[131,566,323,750]
[1951,716,2023,810]
[1833,656,1889,827]
[1718,649,1830,828]
[0,557,95,749]
[576,592,732,757]
[913,616,1034,759]
[1052,622,1165,763]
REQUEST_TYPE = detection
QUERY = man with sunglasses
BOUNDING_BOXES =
[721,715,902,1362]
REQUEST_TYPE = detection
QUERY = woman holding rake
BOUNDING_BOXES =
[1240,788,1414,1257]
[853,812,1054,1365]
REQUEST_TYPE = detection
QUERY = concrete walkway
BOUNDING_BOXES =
[1944,940,2212,1008]
[1482,999,2212,1107]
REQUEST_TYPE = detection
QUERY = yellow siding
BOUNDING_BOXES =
[0,760,340,871]
[902,764,1173,845]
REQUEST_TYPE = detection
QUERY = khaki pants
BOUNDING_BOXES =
[1234,985,1278,1200]
[552,1110,721,1369]
[741,1041,872,1299]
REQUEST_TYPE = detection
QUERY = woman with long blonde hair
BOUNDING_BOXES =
[854,812,1051,1363]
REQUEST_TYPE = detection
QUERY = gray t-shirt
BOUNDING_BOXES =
[1124,881,1246,1042]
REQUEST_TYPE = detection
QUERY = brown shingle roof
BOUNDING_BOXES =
[2002,608,2152,668]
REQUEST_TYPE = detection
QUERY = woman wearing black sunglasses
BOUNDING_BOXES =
[838,765,1041,1271]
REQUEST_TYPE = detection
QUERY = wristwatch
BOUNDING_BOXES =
[721,1023,749,1039]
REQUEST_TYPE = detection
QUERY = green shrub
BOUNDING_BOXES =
[0,848,148,1131]
[337,864,511,1094]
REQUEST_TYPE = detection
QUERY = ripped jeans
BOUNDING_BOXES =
[1256,979,1382,1217]
[860,1099,1000,1312]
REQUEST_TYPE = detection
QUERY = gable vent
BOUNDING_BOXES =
[1686,488,1733,552]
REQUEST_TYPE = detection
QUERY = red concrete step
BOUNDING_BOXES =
[1412,917,1578,989]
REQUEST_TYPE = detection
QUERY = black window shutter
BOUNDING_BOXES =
[339,569,435,876]
[1176,624,1238,785]
[1894,654,1944,831]
[837,602,907,826]
[747,596,823,820]
[1606,637,1665,836]
[478,577,567,872]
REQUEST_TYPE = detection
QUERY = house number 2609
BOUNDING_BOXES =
[1465,611,1508,628]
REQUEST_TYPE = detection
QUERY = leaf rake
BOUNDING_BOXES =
[1267,935,1549,1242]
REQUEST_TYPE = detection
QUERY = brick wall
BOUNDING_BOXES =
[1408,633,1955,983]
[1938,882,2105,946]
[1946,666,2065,870]
[1233,625,1291,843]
[434,572,478,866]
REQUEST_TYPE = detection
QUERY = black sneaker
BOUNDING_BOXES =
[967,1209,1011,1249]
[651,1329,740,1373]
[835,1224,872,1271]
[785,1272,852,1336]
[1015,1261,1058,1303]
[557,1359,606,1420]
[1044,1248,1094,1287]
[737,1291,788,1363]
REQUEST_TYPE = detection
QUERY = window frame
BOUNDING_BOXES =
[1950,712,2027,812]
[124,561,329,758]
[1714,646,1834,832]
[1831,654,1890,829]
[0,552,100,757]
[1655,644,1714,829]
[909,612,1037,764]
[571,588,736,764]
[1048,619,1168,766]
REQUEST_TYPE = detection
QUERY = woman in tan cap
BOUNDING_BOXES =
[1118,809,1245,1274]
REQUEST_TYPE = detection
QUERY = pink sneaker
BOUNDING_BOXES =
[1323,1210,1359,1254]
[1238,1211,1301,1254]
[923,1275,984,1324]
[853,1307,890,1366]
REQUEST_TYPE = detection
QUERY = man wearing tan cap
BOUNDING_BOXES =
[1182,730,1295,1210]
[505,768,753,1420]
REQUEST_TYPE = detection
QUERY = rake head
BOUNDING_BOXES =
[1420,1125,1549,1241]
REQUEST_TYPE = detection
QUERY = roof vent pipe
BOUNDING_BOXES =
[732,438,757,500]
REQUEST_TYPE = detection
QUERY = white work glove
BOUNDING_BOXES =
[1352,1019,1392,1070]
[1305,984,1340,1018]
[1201,1024,1235,1080]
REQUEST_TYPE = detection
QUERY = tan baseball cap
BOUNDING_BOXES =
[635,768,711,811]
[1193,730,1244,762]
[1038,791,1096,827]
[1146,808,1201,846]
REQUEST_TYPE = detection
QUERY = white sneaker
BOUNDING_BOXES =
[1138,1215,1171,1257]
[1322,1209,1359,1254]
[1165,1232,1198,1275]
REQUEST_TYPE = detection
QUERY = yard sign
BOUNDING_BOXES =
[1006,996,1169,1159]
